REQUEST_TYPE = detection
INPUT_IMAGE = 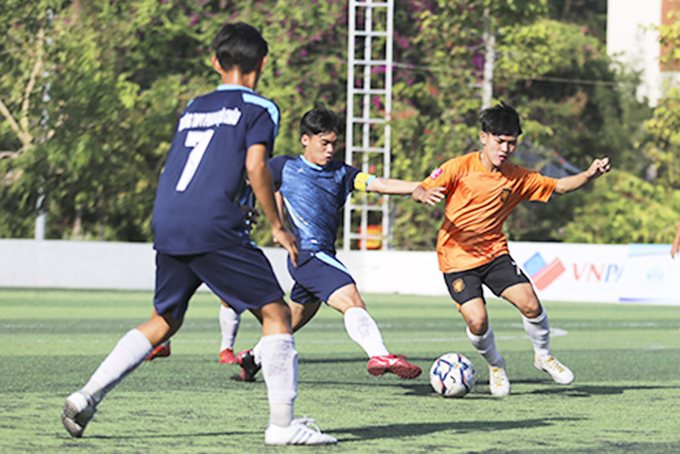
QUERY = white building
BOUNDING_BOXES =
[607,0,679,106]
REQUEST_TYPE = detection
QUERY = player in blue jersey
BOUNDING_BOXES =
[236,104,444,382]
[61,23,336,446]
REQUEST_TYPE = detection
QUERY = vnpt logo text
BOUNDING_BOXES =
[523,253,565,290]
[573,263,624,283]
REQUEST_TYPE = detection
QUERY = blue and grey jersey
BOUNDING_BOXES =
[152,84,279,255]
[269,155,376,253]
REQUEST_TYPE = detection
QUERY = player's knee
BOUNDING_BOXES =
[467,318,488,335]
[521,299,542,318]
[328,292,365,313]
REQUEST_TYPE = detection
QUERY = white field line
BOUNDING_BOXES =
[0,328,569,344]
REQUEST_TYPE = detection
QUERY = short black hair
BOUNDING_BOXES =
[300,104,341,137]
[212,22,268,74]
[479,102,522,137]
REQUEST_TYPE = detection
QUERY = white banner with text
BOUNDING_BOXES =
[0,240,678,305]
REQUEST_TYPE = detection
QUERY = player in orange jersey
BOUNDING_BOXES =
[413,102,610,396]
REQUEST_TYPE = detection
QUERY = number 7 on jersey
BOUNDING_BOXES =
[175,129,215,192]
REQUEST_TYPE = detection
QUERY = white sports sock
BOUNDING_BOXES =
[343,307,390,358]
[82,329,153,405]
[219,304,240,351]
[260,334,297,427]
[522,308,551,359]
[467,326,504,368]
[252,338,264,366]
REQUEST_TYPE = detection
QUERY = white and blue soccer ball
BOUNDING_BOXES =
[429,353,476,398]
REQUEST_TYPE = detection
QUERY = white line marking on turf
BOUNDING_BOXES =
[1,328,569,345]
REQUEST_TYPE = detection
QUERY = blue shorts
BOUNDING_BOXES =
[154,243,284,320]
[287,250,355,305]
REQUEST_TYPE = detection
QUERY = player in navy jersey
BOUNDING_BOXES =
[144,191,257,364]
[236,105,444,382]
[61,23,336,446]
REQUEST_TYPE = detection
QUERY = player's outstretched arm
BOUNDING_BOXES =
[246,143,299,266]
[412,185,446,206]
[366,177,419,195]
[554,157,611,195]
[671,221,680,258]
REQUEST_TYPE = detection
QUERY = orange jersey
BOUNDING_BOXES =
[420,152,557,273]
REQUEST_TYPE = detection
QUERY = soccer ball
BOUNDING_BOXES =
[429,353,476,398]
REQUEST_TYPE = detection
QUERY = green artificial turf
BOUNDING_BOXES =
[1,289,679,453]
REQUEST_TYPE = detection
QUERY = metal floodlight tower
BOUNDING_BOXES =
[343,0,394,251]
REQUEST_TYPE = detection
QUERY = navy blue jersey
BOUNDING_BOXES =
[152,84,279,255]
[269,155,375,253]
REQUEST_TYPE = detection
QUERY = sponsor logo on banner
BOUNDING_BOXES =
[619,244,671,303]
[573,263,624,283]
[523,252,566,290]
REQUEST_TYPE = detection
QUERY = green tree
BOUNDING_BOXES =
[1,0,238,240]
[386,1,649,247]
[641,10,680,189]
[1,0,351,243]
[553,7,680,245]
[547,0,607,42]
[0,0,54,237]
[559,169,680,244]
[0,0,662,248]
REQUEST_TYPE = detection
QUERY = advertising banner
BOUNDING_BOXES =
[508,242,627,303]
[0,240,678,305]
[508,242,680,305]
[617,244,680,305]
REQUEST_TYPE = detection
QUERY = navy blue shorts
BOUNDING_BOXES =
[154,243,284,321]
[443,254,530,307]
[287,250,355,305]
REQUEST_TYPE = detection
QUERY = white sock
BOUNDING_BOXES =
[467,326,504,368]
[260,334,297,427]
[82,329,153,405]
[522,308,551,359]
[252,338,264,366]
[219,305,240,351]
[343,307,390,358]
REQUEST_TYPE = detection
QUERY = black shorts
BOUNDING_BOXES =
[443,254,530,306]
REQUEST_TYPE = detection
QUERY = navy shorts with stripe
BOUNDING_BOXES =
[287,250,355,305]
[443,254,530,306]
[154,243,284,321]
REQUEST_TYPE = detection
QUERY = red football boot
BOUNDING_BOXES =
[219,348,238,364]
[145,342,171,361]
[367,354,421,379]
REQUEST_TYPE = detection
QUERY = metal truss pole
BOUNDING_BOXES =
[344,0,394,251]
